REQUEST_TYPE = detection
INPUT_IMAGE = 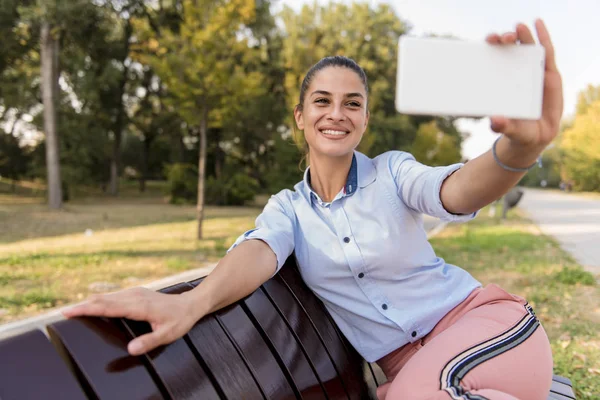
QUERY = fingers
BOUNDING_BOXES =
[485,33,501,45]
[490,116,510,133]
[127,322,186,356]
[62,287,152,321]
[516,23,535,44]
[535,19,558,72]
[489,116,521,138]
[486,32,517,45]
[500,32,517,44]
[487,19,557,73]
[127,329,166,356]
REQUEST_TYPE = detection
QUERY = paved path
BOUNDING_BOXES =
[518,188,600,276]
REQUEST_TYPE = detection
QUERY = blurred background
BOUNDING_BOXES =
[1,1,599,397]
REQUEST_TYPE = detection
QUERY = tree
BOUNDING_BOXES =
[0,0,40,163]
[560,100,600,191]
[410,120,462,166]
[133,0,266,238]
[18,0,105,205]
[575,84,600,116]
[39,2,62,208]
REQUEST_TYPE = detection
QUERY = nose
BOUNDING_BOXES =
[327,102,347,122]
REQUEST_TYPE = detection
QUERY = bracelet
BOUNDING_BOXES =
[492,136,542,173]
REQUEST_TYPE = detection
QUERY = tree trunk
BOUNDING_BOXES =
[109,131,121,196]
[214,128,222,180]
[41,21,62,209]
[196,102,208,239]
[139,136,152,193]
[109,18,133,197]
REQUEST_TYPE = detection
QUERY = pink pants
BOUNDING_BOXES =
[376,284,553,400]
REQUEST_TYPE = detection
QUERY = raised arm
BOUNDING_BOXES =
[440,19,563,215]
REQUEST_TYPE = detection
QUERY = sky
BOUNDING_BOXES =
[278,0,600,159]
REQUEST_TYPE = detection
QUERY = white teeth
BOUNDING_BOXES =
[322,129,348,135]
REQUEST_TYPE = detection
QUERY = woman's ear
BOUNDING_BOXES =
[364,109,370,129]
[294,105,304,130]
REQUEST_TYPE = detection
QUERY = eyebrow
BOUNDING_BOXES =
[310,90,364,99]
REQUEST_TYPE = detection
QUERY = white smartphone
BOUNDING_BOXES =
[395,36,546,120]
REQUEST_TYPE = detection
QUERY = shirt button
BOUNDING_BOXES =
[411,331,417,338]
[343,237,350,243]
[358,273,364,278]
[382,304,388,310]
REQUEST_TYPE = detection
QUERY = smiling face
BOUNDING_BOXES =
[294,66,369,161]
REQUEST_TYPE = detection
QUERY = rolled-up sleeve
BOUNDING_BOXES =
[227,194,295,275]
[390,152,478,222]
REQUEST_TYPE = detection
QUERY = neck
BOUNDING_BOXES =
[308,152,353,202]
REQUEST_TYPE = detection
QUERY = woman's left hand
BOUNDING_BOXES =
[486,19,563,149]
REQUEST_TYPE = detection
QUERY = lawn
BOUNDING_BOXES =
[0,183,598,398]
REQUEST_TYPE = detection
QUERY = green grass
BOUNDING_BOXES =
[431,206,600,399]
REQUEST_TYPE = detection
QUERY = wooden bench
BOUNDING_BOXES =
[0,257,577,399]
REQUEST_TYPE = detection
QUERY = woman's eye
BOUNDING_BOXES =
[315,98,329,104]
[347,102,361,107]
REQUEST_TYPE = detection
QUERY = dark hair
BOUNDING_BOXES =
[296,56,369,112]
[293,56,369,169]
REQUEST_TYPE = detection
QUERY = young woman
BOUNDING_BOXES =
[65,19,563,400]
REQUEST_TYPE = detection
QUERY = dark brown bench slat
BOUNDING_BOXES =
[282,262,382,398]
[262,278,348,399]
[185,312,266,399]
[188,278,298,399]
[0,329,87,400]
[121,282,221,400]
[188,277,298,399]
[47,318,166,400]
[241,285,327,399]
[278,266,371,400]
[216,302,298,399]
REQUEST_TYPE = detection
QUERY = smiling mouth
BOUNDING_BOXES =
[320,129,349,136]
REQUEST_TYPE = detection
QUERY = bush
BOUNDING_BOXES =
[226,173,260,205]
[205,176,226,205]
[165,163,197,204]
[166,164,259,206]
[205,173,259,206]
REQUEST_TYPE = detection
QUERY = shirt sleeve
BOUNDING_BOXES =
[227,194,295,275]
[390,151,478,222]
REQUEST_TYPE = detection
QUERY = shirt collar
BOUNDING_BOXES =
[303,151,377,203]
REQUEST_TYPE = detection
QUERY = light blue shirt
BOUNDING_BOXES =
[229,150,481,362]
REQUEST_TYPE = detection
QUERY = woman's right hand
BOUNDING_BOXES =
[62,287,202,356]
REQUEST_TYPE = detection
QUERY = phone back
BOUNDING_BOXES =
[395,36,545,120]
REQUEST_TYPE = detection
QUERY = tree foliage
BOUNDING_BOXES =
[560,100,600,191]
[0,0,479,221]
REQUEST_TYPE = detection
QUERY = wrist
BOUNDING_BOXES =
[494,135,544,171]
[503,135,546,155]
[180,288,211,322]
